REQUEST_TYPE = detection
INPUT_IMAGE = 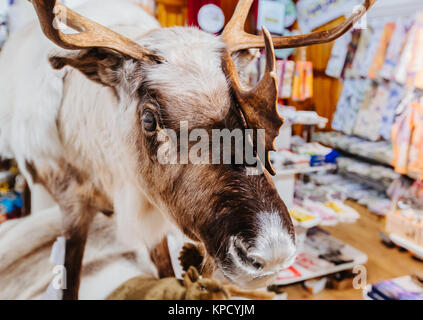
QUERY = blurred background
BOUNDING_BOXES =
[1,0,423,300]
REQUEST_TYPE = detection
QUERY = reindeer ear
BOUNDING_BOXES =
[49,48,143,90]
[184,266,200,286]
[233,49,260,72]
[232,49,260,88]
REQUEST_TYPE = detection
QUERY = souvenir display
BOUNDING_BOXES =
[0,0,9,48]
[2,0,423,304]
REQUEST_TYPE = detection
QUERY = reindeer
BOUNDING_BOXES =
[0,0,376,299]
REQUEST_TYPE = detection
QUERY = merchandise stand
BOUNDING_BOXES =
[274,228,368,286]
[311,0,423,262]
[273,106,333,208]
[1,0,423,301]
[271,109,368,287]
[389,233,423,260]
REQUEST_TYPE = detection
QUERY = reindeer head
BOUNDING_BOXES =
[31,0,375,288]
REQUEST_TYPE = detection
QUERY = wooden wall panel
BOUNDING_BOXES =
[289,14,345,131]
[156,0,188,27]
[307,16,345,130]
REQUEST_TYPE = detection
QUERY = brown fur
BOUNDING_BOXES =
[179,242,215,278]
[150,237,175,278]
[25,158,114,299]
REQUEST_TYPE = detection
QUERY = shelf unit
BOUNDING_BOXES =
[313,133,423,257]
[313,133,419,182]
[389,233,423,260]
[275,163,337,177]
[272,109,335,209]
[368,0,423,20]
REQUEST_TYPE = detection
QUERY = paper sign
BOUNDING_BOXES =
[257,0,286,34]
[297,0,359,32]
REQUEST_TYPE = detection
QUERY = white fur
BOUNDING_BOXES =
[142,27,228,123]
[0,0,170,247]
[0,0,159,162]
[0,206,156,300]
[0,0,173,298]
[225,211,296,288]
[253,211,297,269]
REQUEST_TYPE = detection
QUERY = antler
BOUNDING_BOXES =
[222,0,377,175]
[30,0,162,62]
[223,27,281,175]
[223,0,377,53]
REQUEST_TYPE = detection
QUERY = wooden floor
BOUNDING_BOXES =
[284,201,423,300]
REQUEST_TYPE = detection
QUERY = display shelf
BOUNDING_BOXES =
[278,106,328,128]
[273,228,368,286]
[274,163,337,177]
[338,169,390,194]
[293,217,321,230]
[334,147,392,168]
[389,233,423,260]
[363,275,423,300]
[406,170,421,181]
[313,133,420,182]
[275,255,367,286]
[273,163,337,209]
[314,135,393,167]
[334,147,419,182]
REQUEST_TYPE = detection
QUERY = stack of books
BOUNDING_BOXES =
[366,275,423,300]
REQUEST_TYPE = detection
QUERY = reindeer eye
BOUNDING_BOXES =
[142,110,157,132]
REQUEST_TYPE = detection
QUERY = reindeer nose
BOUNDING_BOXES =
[231,237,265,270]
[230,234,295,273]
[225,212,296,287]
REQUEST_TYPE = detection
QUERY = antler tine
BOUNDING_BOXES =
[223,0,377,53]
[223,27,282,175]
[270,0,376,49]
[30,0,162,62]
[222,0,377,176]
[221,0,255,53]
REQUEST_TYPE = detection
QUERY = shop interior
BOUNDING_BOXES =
[0,0,422,300]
